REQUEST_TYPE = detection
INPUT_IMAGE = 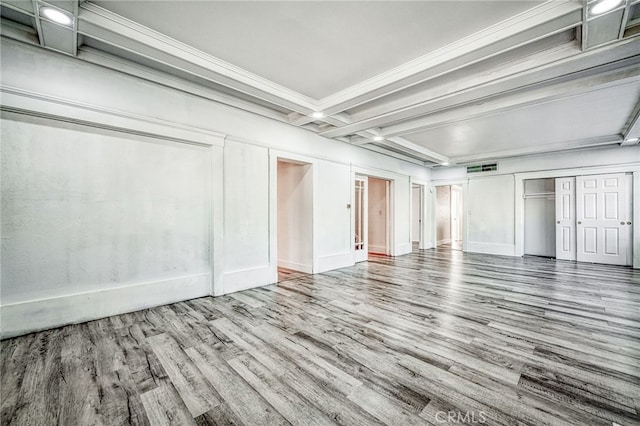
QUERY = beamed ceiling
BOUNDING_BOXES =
[1,0,640,166]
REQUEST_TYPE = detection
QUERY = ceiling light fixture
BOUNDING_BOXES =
[441,162,450,166]
[590,0,623,16]
[40,6,73,26]
[311,112,325,119]
[373,136,384,142]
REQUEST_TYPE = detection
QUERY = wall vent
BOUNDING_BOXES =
[466,163,498,173]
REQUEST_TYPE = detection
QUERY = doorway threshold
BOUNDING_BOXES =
[277,267,310,283]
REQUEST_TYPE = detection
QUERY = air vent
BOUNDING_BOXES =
[466,163,498,173]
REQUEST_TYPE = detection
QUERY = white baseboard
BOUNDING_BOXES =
[277,260,313,274]
[466,241,516,256]
[223,265,277,294]
[437,238,451,245]
[0,273,210,339]
[315,251,353,273]
[395,243,413,256]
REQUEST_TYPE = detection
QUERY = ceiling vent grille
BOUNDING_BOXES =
[466,163,498,173]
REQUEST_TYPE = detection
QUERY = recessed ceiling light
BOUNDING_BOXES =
[441,162,450,166]
[590,0,623,16]
[40,6,73,26]
[311,112,325,119]
[373,136,384,142]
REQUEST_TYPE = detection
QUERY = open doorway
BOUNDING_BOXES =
[524,178,556,258]
[277,159,313,282]
[368,177,390,256]
[354,175,390,262]
[436,184,463,250]
[412,184,424,251]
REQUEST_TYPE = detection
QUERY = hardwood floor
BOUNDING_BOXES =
[2,247,640,425]
[277,267,309,283]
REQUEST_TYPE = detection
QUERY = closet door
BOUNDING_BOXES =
[555,177,576,261]
[576,174,632,266]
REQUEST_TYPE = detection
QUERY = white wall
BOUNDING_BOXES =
[223,140,273,291]
[436,186,451,244]
[467,175,515,255]
[277,161,313,273]
[1,115,213,336]
[368,178,388,254]
[0,38,432,337]
[315,160,353,272]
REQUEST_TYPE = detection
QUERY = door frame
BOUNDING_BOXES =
[411,181,428,250]
[430,179,469,251]
[269,150,317,282]
[354,175,369,262]
[514,163,640,269]
[351,165,406,258]
[450,185,463,245]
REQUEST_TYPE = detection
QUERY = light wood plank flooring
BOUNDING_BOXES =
[2,247,640,425]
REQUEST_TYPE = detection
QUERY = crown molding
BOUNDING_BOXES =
[450,135,622,164]
[0,85,227,146]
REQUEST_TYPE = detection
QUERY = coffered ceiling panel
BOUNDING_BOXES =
[403,81,640,161]
[93,0,542,99]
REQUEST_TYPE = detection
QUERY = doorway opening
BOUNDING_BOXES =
[412,184,424,251]
[436,184,463,250]
[523,178,556,258]
[277,159,313,282]
[354,175,391,262]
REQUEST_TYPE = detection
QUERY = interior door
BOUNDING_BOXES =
[576,173,632,266]
[555,177,576,260]
[354,176,368,262]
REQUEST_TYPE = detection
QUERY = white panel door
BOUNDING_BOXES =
[555,177,576,261]
[576,174,632,266]
[354,176,368,263]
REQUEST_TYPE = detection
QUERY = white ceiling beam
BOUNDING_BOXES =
[348,32,577,123]
[385,137,449,164]
[77,2,318,114]
[320,38,640,139]
[288,111,352,128]
[0,17,39,45]
[451,135,622,164]
[31,0,44,46]
[381,64,640,138]
[315,0,582,115]
[621,96,640,142]
[347,134,448,164]
[357,144,428,166]
[76,46,289,123]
